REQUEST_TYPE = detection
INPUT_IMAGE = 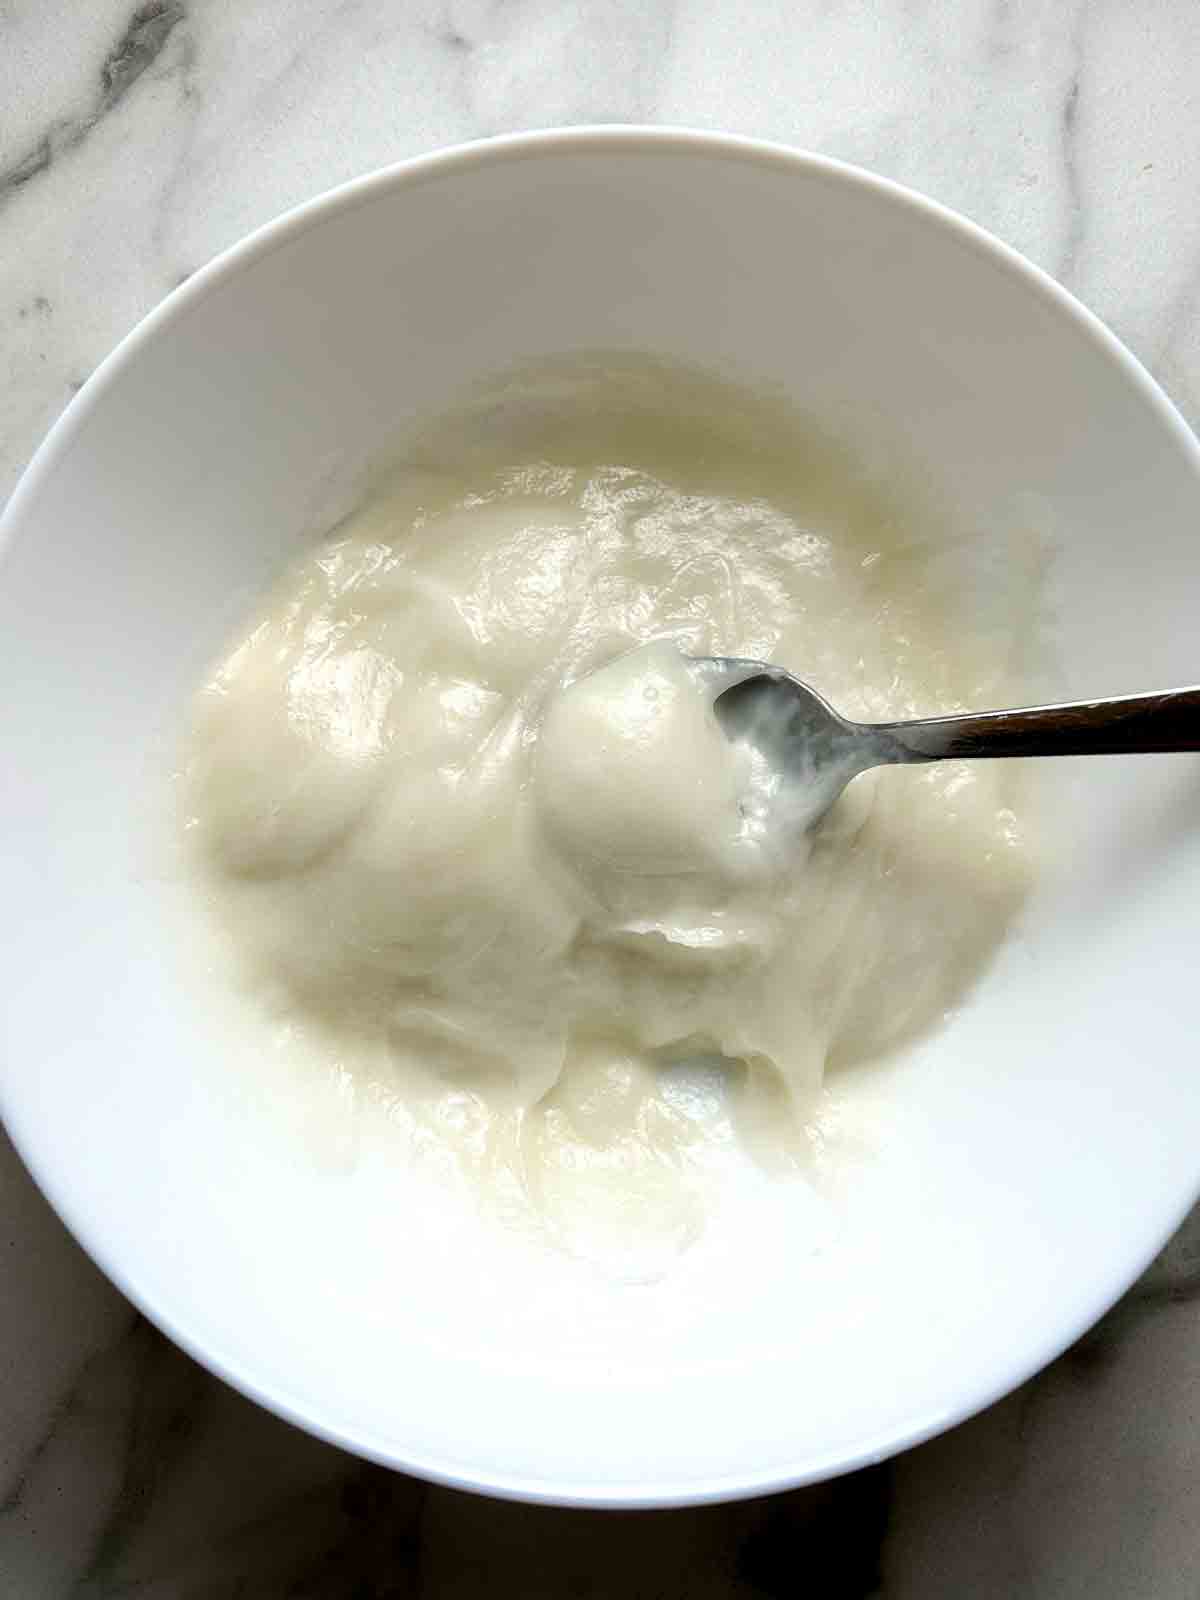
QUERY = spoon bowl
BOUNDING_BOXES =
[701,656,1200,829]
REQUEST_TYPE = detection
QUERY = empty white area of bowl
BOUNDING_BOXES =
[2,132,1200,1504]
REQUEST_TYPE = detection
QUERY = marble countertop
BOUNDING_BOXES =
[4,2,1200,1594]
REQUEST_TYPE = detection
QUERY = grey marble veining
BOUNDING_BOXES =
[4,3,1200,1595]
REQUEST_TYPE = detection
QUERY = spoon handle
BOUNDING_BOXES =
[873,686,1200,763]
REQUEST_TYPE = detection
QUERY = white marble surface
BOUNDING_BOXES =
[3,2,1200,1594]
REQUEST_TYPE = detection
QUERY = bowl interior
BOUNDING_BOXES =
[3,132,1200,1504]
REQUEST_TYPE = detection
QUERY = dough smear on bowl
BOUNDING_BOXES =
[180,362,1034,1260]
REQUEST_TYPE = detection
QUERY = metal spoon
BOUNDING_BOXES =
[697,657,1200,830]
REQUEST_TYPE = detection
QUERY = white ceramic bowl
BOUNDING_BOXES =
[3,129,1200,1507]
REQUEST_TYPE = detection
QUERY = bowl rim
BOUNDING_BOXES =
[3,124,1200,1509]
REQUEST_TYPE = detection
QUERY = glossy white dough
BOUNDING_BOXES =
[180,379,1031,1264]
[2,133,1200,1506]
